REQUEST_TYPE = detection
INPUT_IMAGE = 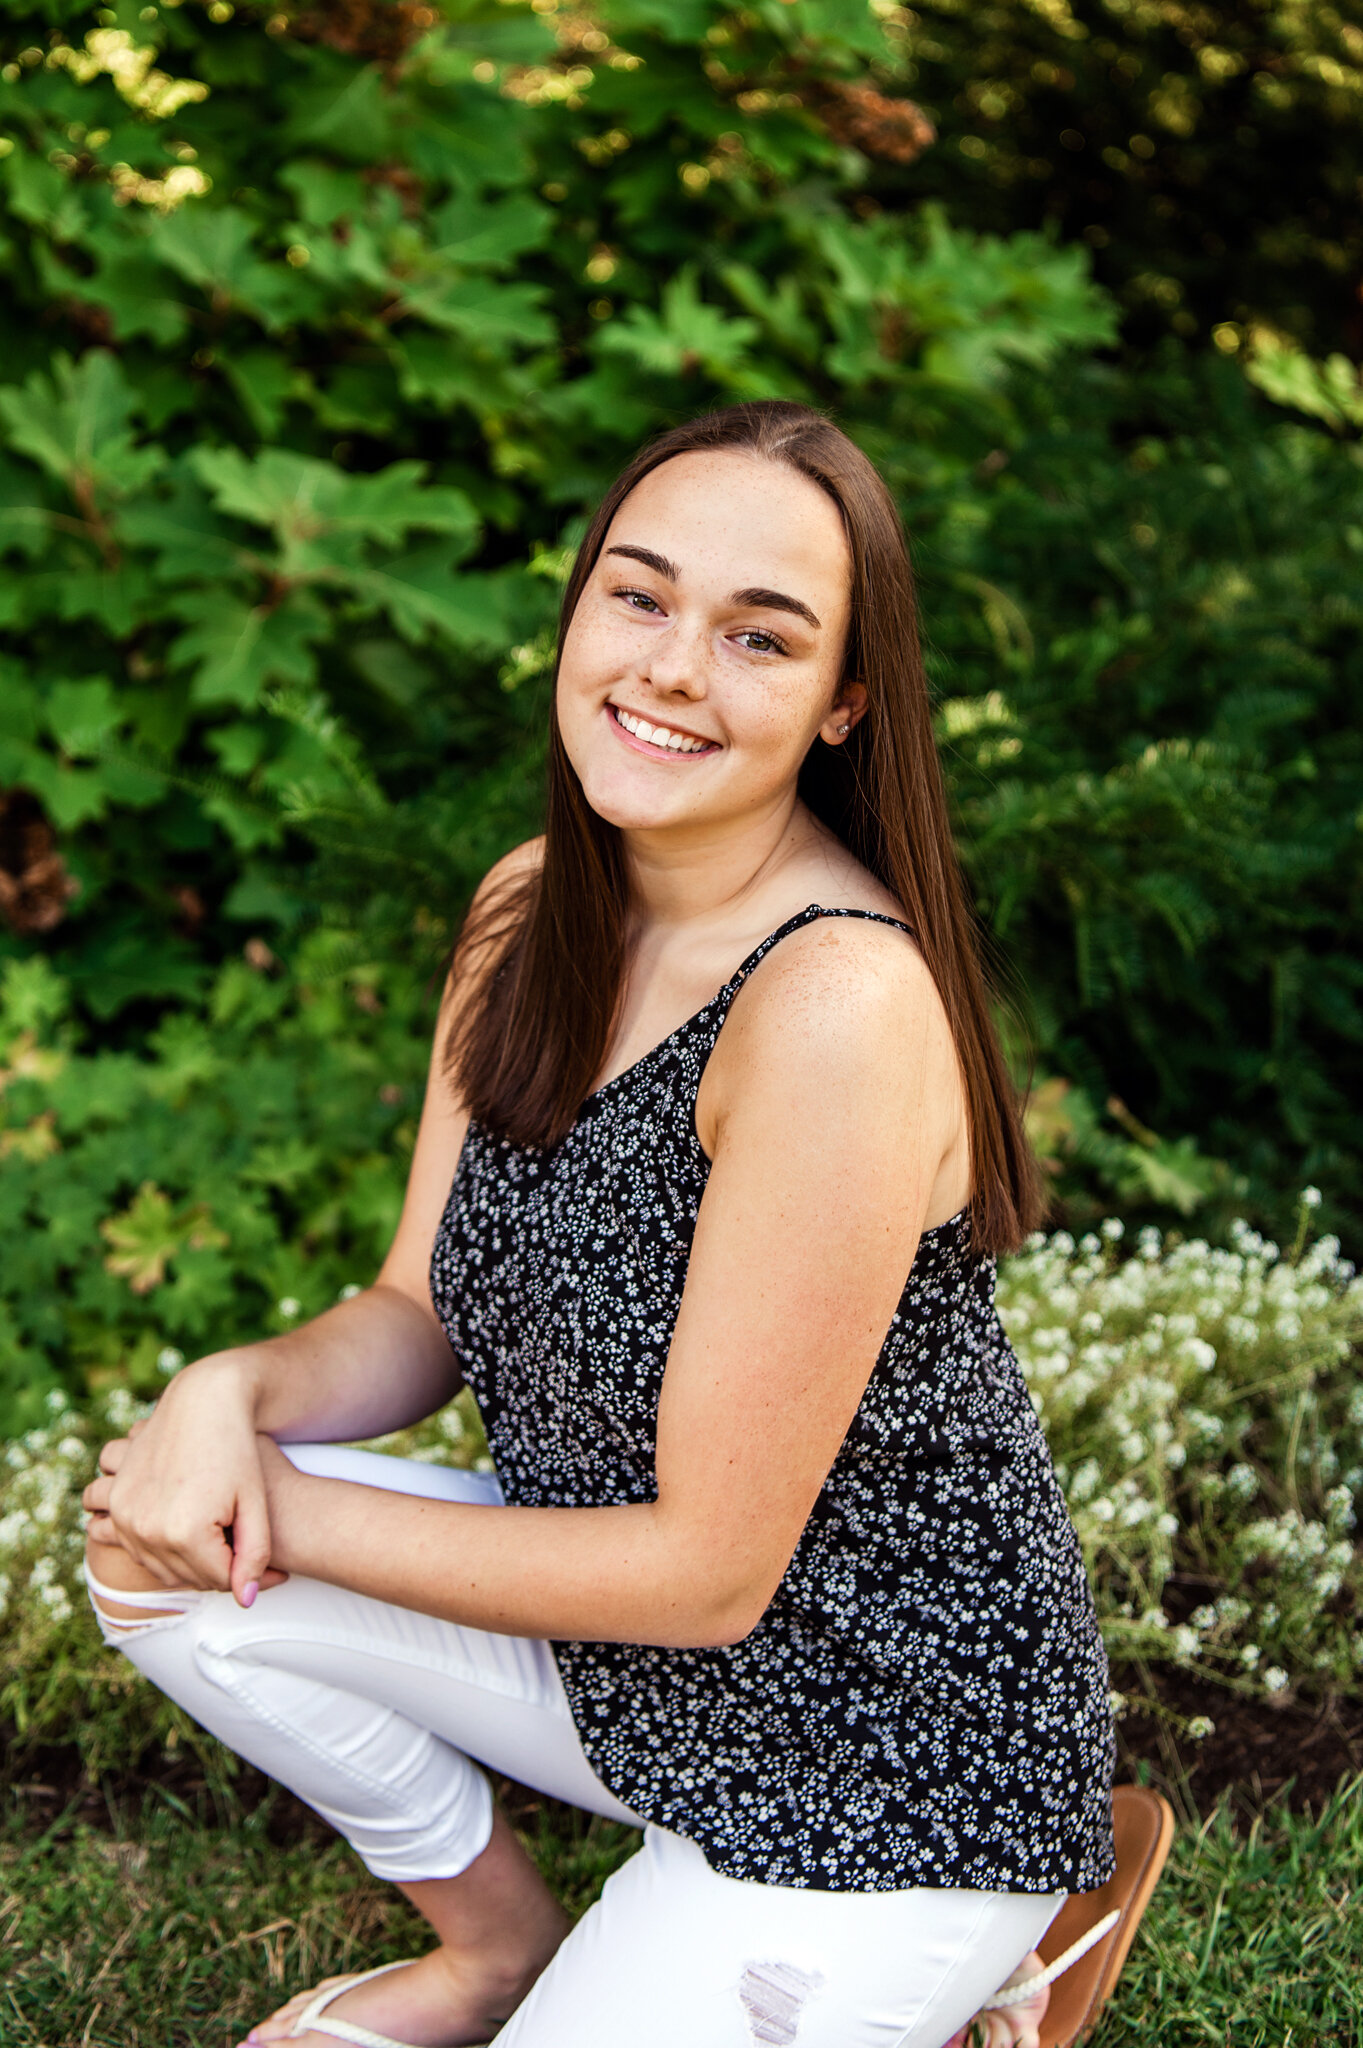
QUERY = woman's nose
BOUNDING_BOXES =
[639,617,708,698]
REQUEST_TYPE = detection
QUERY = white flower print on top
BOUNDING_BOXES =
[430,907,1116,1894]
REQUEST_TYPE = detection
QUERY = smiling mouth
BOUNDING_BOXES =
[609,704,719,756]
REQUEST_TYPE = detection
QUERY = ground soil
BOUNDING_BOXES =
[1,1730,616,1850]
[1116,1667,1363,1818]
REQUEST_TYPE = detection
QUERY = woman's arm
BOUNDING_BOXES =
[88,846,538,1598]
[186,921,963,1645]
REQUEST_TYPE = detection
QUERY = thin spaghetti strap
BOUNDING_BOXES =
[813,905,916,939]
[721,903,916,1000]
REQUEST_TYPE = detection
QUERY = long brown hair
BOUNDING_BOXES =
[446,401,1042,1256]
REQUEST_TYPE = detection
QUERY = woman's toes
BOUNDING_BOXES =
[247,1975,354,2042]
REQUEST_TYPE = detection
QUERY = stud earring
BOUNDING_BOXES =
[837,723,849,735]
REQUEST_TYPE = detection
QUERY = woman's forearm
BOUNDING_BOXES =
[266,1457,766,1650]
[199,1285,462,1443]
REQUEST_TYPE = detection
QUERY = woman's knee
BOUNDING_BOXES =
[84,1534,201,1641]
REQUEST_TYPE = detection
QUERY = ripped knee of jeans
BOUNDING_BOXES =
[84,1558,203,1643]
[737,1962,826,2046]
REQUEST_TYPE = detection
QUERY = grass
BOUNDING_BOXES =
[1096,1776,1363,2047]
[0,1775,638,2048]
[3,1772,1361,2048]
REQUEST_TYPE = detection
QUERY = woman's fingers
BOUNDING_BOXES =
[86,1391,293,1601]
[163,1525,236,1592]
[91,1474,237,1591]
[227,1479,275,1608]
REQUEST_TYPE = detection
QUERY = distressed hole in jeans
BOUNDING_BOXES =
[738,1961,826,2045]
[85,1567,203,1642]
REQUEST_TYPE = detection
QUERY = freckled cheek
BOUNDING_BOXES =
[560,614,646,705]
[721,675,825,765]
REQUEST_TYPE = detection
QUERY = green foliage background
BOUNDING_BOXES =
[0,0,1360,1430]
[862,0,1363,358]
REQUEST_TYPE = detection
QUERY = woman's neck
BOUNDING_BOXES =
[621,791,825,935]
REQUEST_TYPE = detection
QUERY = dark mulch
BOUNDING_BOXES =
[1118,1667,1363,1815]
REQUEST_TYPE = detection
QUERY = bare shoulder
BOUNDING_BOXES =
[471,833,544,909]
[440,837,543,1005]
[715,912,956,1097]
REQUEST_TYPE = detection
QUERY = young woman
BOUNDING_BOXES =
[83,401,1115,2048]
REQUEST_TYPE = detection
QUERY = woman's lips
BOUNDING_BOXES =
[608,703,720,759]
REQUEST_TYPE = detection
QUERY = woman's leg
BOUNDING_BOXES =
[86,1446,1059,2048]
[490,1825,1064,2048]
[86,1445,640,2047]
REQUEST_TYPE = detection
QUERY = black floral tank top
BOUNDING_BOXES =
[430,906,1115,1893]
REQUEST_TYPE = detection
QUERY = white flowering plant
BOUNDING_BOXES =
[999,1204,1363,1708]
[1,1211,1359,1775]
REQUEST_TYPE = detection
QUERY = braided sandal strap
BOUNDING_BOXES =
[288,1958,421,2048]
[980,1909,1122,2011]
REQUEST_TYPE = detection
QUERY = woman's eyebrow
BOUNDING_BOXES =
[730,586,821,630]
[605,547,821,630]
[605,543,680,581]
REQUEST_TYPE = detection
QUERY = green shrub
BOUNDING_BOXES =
[0,0,1109,1017]
[866,0,1363,358]
[998,1210,1363,1713]
[1,0,1360,1268]
[923,357,1363,1233]
[0,946,430,1432]
[3,1216,1358,1778]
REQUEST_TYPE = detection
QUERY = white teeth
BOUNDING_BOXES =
[614,707,710,754]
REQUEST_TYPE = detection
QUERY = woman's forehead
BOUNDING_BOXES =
[603,450,850,607]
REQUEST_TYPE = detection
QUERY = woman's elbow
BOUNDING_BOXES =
[639,1511,784,1648]
[697,1607,764,1649]
[663,1580,772,1650]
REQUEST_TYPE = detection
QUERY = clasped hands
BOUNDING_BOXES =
[83,1416,297,1608]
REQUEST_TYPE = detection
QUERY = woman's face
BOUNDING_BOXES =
[556,450,862,841]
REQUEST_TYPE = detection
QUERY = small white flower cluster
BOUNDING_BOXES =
[0,1401,106,1631]
[998,1211,1363,1697]
[362,1386,485,1468]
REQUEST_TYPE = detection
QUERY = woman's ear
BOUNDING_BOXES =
[820,680,868,747]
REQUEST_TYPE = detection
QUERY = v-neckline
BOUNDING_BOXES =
[580,903,830,1108]
[580,900,919,1111]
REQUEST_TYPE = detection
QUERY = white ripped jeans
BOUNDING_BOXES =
[87,1443,1062,2048]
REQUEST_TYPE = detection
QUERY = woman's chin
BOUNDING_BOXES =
[574,765,712,835]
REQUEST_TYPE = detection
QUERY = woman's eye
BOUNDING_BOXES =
[617,587,661,613]
[735,629,788,655]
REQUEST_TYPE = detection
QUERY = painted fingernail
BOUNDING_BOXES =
[241,1581,259,1607]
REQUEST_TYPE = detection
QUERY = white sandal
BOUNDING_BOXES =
[286,1959,424,2048]
[979,1911,1121,2012]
